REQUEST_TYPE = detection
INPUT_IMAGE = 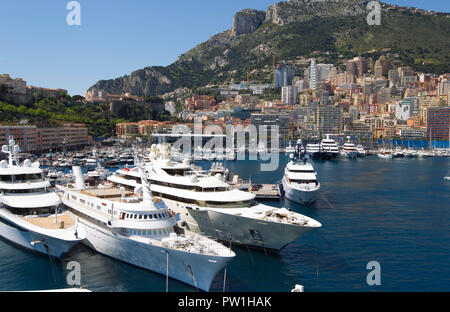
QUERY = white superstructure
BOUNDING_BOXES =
[107,144,322,252]
[320,134,339,160]
[0,137,83,258]
[58,166,235,292]
[282,155,320,206]
[356,145,366,158]
[306,142,321,159]
[340,137,357,159]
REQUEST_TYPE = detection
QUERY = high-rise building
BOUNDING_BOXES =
[274,66,296,88]
[346,56,368,77]
[308,59,318,90]
[374,56,392,78]
[426,107,450,141]
[315,106,343,134]
[354,56,368,77]
[282,85,299,105]
[316,64,334,81]
[438,80,450,97]
[251,113,291,139]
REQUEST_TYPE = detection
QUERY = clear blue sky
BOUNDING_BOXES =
[0,0,448,96]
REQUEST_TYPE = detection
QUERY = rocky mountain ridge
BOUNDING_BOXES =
[86,0,449,98]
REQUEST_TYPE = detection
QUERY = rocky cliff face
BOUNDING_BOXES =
[87,67,172,98]
[266,0,369,25]
[231,9,266,36]
[86,0,449,98]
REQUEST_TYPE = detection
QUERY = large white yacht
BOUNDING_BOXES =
[107,144,322,252]
[0,137,83,258]
[57,166,235,292]
[282,141,320,205]
[319,135,339,160]
[340,137,357,159]
[305,141,321,159]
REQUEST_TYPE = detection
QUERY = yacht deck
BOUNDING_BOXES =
[22,211,76,230]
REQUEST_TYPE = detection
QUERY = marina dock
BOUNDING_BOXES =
[231,178,280,200]
[252,184,281,200]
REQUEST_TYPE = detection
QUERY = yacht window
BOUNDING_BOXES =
[144,215,148,220]
[290,179,319,185]
[149,214,153,219]
[8,174,43,183]
[162,168,189,176]
[0,175,13,182]
[5,188,46,194]
[80,199,86,204]
[3,205,55,216]
[134,215,137,219]
[97,206,102,211]
[158,214,162,218]
[204,200,255,208]
[139,215,142,220]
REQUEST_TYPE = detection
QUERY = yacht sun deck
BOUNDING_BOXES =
[22,211,76,230]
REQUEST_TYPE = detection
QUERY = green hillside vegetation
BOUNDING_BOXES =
[0,97,124,138]
[0,93,181,138]
[87,5,449,97]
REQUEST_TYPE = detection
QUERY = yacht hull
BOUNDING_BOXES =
[77,218,231,292]
[357,152,366,158]
[0,215,79,258]
[282,177,319,206]
[164,200,316,252]
[308,152,321,159]
[341,151,357,159]
[317,152,339,160]
[378,153,393,159]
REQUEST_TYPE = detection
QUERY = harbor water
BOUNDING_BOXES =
[0,155,449,292]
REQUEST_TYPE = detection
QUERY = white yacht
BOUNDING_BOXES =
[340,137,357,159]
[282,145,320,206]
[0,137,83,258]
[393,147,405,158]
[319,135,339,160]
[356,145,366,158]
[305,142,321,159]
[378,149,394,159]
[58,166,235,292]
[107,144,322,252]
[404,149,418,158]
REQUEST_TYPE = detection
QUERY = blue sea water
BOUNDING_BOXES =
[0,155,449,292]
